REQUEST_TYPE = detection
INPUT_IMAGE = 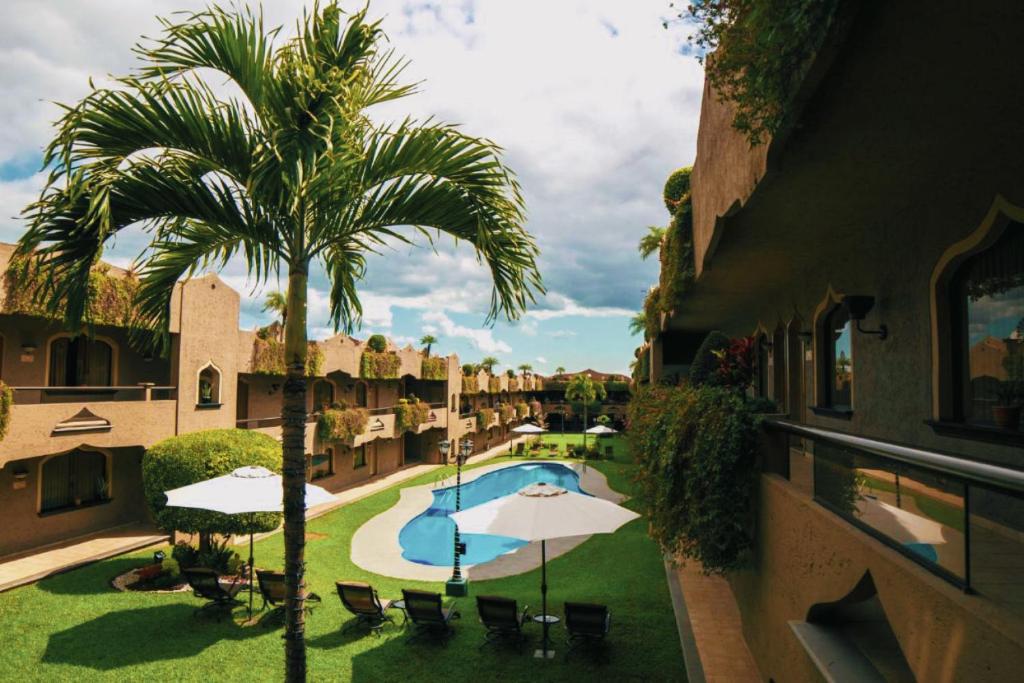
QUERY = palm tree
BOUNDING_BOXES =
[638,225,666,260]
[419,334,437,357]
[18,5,542,680]
[565,374,607,448]
[555,365,566,376]
[480,356,499,373]
[263,290,288,339]
[518,363,533,377]
[629,311,646,337]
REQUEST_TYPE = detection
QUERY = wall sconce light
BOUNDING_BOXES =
[842,295,888,340]
[269,383,281,394]
[20,342,37,363]
[12,470,28,490]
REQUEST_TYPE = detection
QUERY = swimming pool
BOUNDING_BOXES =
[399,462,586,566]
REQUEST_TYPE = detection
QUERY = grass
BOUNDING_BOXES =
[0,439,684,682]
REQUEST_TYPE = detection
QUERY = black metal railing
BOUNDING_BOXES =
[11,385,177,404]
[763,419,1024,617]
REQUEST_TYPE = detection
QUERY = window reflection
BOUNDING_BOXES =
[825,306,853,410]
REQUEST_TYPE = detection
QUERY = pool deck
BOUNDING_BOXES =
[350,459,627,581]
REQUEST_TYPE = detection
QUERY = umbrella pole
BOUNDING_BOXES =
[248,525,254,621]
[541,539,549,658]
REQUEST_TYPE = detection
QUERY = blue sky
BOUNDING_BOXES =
[0,1,703,375]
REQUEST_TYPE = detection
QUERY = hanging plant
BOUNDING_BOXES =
[317,404,369,443]
[508,377,520,392]
[395,398,430,434]
[360,351,401,379]
[498,403,514,425]
[515,401,530,419]
[421,356,447,380]
[3,257,139,327]
[252,338,323,377]
[488,376,501,393]
[476,407,495,429]
[0,381,12,441]
[462,375,480,393]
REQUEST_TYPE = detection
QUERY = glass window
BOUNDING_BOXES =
[49,336,112,387]
[41,449,108,513]
[956,224,1024,427]
[312,380,334,411]
[825,306,853,410]
[353,445,367,469]
[307,448,333,481]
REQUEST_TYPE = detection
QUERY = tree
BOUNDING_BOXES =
[518,363,533,376]
[638,225,665,260]
[565,374,607,447]
[555,366,566,375]
[18,5,542,680]
[480,356,499,373]
[628,311,646,337]
[263,290,288,335]
[419,334,437,357]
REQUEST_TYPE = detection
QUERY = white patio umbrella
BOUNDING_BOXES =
[164,465,336,619]
[510,422,547,451]
[584,424,618,435]
[450,481,639,659]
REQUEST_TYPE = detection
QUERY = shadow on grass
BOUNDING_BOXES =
[41,603,262,670]
[36,557,143,596]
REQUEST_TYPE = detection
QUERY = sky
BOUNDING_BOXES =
[0,0,704,375]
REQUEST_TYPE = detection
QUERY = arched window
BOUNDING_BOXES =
[312,380,334,411]
[951,223,1023,427]
[450,393,456,413]
[197,363,221,406]
[49,336,112,387]
[40,448,108,513]
[355,382,368,408]
[822,305,854,411]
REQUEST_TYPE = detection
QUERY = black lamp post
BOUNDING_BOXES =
[445,438,472,596]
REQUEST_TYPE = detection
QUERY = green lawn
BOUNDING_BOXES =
[0,443,684,682]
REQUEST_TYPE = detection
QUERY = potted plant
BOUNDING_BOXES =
[993,381,1022,431]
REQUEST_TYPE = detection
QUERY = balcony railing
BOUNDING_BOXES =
[763,419,1024,617]
[11,385,177,404]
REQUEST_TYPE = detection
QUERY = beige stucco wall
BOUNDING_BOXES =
[730,475,1024,682]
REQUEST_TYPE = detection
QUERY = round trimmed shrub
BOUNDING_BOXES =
[689,331,730,386]
[367,334,387,353]
[142,429,283,536]
[663,167,692,213]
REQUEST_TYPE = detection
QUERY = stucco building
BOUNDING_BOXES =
[0,244,537,559]
[644,2,1024,680]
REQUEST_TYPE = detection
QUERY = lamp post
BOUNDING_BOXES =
[446,438,472,596]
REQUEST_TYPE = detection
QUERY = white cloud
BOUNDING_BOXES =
[526,292,634,321]
[536,356,548,365]
[422,310,511,354]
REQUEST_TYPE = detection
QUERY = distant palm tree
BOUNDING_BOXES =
[419,334,438,357]
[555,366,566,375]
[263,290,288,339]
[480,356,499,373]
[18,4,542,680]
[629,311,646,337]
[518,363,533,377]
[638,225,666,260]
[565,374,607,447]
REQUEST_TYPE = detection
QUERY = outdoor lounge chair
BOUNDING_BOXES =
[564,602,611,660]
[515,442,525,455]
[402,589,460,644]
[183,567,245,620]
[337,581,395,635]
[476,595,530,652]
[257,570,320,625]
[604,445,614,459]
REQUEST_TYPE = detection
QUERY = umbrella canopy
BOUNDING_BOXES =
[450,481,638,658]
[164,465,336,513]
[450,481,638,540]
[511,423,547,434]
[584,424,618,435]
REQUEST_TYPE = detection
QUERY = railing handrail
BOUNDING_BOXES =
[11,385,177,391]
[764,418,1024,494]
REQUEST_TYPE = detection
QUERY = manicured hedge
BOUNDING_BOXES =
[142,429,283,535]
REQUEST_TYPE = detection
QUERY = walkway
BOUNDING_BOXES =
[0,523,168,593]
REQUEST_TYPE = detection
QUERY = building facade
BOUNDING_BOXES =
[644,2,1024,680]
[0,245,537,558]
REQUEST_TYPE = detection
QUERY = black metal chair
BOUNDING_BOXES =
[256,570,321,626]
[476,595,530,652]
[564,602,611,660]
[183,567,245,620]
[402,589,460,644]
[337,581,394,635]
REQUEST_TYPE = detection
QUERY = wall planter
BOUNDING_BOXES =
[360,351,401,379]
[421,357,447,381]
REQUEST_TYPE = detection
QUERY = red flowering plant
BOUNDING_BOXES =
[712,336,755,390]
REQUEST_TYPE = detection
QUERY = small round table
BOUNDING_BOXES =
[533,614,560,626]
[533,614,560,659]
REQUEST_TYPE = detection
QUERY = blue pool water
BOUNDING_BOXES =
[399,463,586,566]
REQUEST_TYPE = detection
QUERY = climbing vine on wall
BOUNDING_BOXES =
[360,351,401,379]
[317,404,369,443]
[251,337,323,377]
[0,381,12,441]
[421,356,447,380]
[3,257,139,327]
[395,398,430,434]
[476,407,495,429]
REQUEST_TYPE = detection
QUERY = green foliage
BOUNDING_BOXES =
[3,258,139,328]
[662,168,692,213]
[689,331,731,386]
[498,403,514,425]
[251,338,322,376]
[366,334,388,353]
[142,430,282,536]
[171,542,200,570]
[565,374,607,405]
[604,381,629,393]
[643,286,661,340]
[196,538,244,575]
[317,405,369,443]
[505,368,516,378]
[0,381,11,441]
[360,351,400,379]
[688,0,841,145]
[462,375,480,393]
[658,169,695,314]
[461,364,476,375]
[488,376,502,393]
[421,356,447,380]
[596,414,611,426]
[638,226,666,260]
[515,401,530,418]
[627,383,760,573]
[508,377,520,392]
[394,398,429,434]
[476,407,495,429]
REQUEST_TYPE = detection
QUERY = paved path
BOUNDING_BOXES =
[0,523,168,593]
[350,459,627,581]
[673,560,760,683]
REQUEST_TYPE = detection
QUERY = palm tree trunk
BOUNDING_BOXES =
[282,262,309,682]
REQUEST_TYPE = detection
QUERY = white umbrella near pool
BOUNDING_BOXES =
[450,481,639,659]
[164,465,336,619]
[584,424,618,435]
[510,422,547,451]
